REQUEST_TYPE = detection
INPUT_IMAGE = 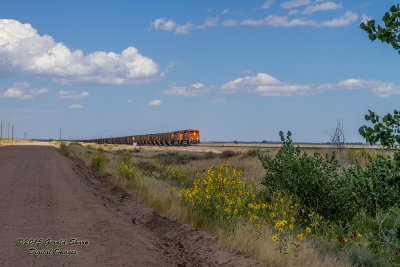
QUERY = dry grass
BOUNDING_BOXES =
[60,142,356,267]
[0,138,36,146]
[219,225,350,267]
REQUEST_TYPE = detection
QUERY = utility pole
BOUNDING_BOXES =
[1,120,2,139]
[12,125,14,141]
[60,128,61,141]
[8,122,10,140]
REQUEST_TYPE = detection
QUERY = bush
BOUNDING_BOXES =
[69,142,82,146]
[177,164,318,254]
[134,161,158,176]
[258,131,351,221]
[246,149,259,157]
[258,131,400,223]
[90,151,107,171]
[220,150,236,158]
[342,155,400,217]
[60,142,67,151]
[117,157,146,191]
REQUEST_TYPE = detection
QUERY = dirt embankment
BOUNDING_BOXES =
[0,144,260,267]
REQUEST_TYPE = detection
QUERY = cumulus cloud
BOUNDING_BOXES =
[222,9,229,15]
[242,15,319,27]
[58,90,89,99]
[192,83,204,88]
[242,11,358,27]
[280,0,311,9]
[0,19,159,85]
[175,22,194,34]
[221,73,400,97]
[148,99,162,106]
[163,83,209,97]
[197,17,220,29]
[320,11,358,27]
[126,99,133,103]
[288,10,299,15]
[151,17,176,31]
[0,81,49,99]
[302,2,342,15]
[222,19,239,27]
[261,0,274,9]
[361,13,372,25]
[68,104,83,109]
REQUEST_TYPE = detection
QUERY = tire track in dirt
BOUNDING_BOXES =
[0,144,261,267]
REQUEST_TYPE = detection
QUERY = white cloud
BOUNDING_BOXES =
[151,17,176,31]
[361,13,372,25]
[281,0,312,9]
[210,98,226,104]
[197,17,220,29]
[261,0,274,9]
[221,73,400,97]
[222,9,229,15]
[58,90,89,99]
[175,22,194,34]
[0,81,49,99]
[321,11,358,27]
[126,99,133,103]
[192,83,204,88]
[288,10,299,15]
[0,19,159,85]
[302,2,342,14]
[68,104,83,109]
[163,83,209,97]
[148,99,162,106]
[222,19,239,27]
[242,15,319,27]
[242,11,358,27]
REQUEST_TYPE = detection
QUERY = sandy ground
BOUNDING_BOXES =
[0,144,259,267]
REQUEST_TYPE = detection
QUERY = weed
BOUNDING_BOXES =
[90,151,107,171]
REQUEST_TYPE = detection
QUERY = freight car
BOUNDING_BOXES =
[134,129,200,146]
[78,129,199,146]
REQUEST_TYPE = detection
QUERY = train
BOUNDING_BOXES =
[78,129,200,146]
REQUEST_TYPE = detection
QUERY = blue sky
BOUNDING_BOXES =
[0,0,399,142]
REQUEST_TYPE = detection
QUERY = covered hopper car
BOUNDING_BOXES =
[78,129,199,146]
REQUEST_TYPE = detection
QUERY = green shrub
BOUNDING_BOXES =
[220,150,236,158]
[69,142,82,146]
[259,131,400,223]
[134,161,158,176]
[342,155,400,217]
[90,151,107,170]
[60,142,67,151]
[117,157,146,191]
[345,246,391,267]
[204,151,217,159]
[258,131,352,221]
[246,149,259,157]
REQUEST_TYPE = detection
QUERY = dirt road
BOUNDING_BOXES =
[0,144,259,267]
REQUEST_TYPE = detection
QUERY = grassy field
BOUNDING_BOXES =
[56,141,398,267]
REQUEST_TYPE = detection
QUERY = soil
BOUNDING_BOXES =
[0,144,261,267]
